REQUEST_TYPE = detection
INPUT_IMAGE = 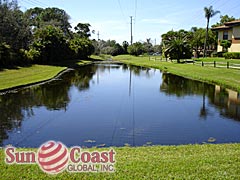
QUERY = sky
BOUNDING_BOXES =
[18,0,240,44]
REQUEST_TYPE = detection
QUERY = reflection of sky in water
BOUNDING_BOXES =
[0,64,240,147]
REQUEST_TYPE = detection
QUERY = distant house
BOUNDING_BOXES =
[212,20,240,52]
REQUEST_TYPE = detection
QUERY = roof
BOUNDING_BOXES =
[212,25,231,31]
[224,19,240,26]
[212,19,240,31]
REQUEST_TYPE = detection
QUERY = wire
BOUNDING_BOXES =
[134,0,137,22]
[116,0,128,24]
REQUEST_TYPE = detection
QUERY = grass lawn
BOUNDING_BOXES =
[195,57,240,64]
[0,60,93,91]
[1,144,239,179]
[113,55,240,92]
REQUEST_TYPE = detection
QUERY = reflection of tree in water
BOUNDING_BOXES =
[123,64,153,78]
[160,73,215,97]
[71,65,97,91]
[160,73,240,121]
[0,65,98,145]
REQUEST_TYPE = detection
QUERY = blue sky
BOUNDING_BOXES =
[18,0,240,44]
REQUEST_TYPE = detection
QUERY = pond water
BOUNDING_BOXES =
[0,64,240,148]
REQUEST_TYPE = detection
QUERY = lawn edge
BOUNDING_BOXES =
[114,57,240,92]
[0,61,93,93]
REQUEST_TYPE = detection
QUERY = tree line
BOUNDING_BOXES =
[1,1,238,67]
[0,0,95,67]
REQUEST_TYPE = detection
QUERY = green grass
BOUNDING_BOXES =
[1,144,240,179]
[0,60,92,91]
[0,65,66,91]
[195,57,240,64]
[113,55,240,92]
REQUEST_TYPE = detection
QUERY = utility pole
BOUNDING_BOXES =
[97,31,100,41]
[130,16,133,45]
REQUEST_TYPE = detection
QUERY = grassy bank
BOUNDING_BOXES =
[1,144,239,179]
[0,60,92,91]
[113,55,240,92]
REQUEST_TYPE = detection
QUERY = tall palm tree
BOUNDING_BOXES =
[203,6,220,57]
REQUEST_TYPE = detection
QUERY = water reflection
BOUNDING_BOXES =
[160,73,240,121]
[0,65,97,145]
[0,64,240,147]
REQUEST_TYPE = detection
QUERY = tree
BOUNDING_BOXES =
[31,25,69,63]
[24,7,44,29]
[69,38,94,59]
[203,6,220,57]
[25,7,72,37]
[74,23,91,38]
[212,15,236,27]
[189,27,205,57]
[0,0,31,66]
[162,30,192,63]
[143,38,153,54]
[220,40,231,52]
[122,41,129,54]
[127,42,144,56]
[0,0,31,50]
[153,45,162,53]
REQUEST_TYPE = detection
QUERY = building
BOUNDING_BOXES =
[212,20,240,52]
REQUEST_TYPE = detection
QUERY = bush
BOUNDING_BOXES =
[25,49,41,61]
[127,42,144,56]
[223,52,240,59]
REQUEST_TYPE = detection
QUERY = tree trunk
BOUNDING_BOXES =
[203,18,209,58]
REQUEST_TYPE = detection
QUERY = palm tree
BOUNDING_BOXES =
[163,30,191,63]
[203,6,220,57]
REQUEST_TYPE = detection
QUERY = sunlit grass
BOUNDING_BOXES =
[113,55,240,92]
[1,144,239,179]
[0,60,94,91]
[0,65,66,91]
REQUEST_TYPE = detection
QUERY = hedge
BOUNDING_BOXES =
[223,52,240,59]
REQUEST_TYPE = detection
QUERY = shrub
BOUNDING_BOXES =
[127,42,144,56]
[223,52,240,59]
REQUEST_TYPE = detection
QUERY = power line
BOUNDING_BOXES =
[133,0,137,42]
[116,0,128,24]
[134,0,137,22]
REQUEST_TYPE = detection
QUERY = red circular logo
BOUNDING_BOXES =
[37,141,69,174]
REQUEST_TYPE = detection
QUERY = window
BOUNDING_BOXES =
[223,31,228,40]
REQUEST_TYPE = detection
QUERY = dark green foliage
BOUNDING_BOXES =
[212,15,237,27]
[122,41,129,54]
[127,42,144,56]
[220,40,232,52]
[69,38,94,59]
[74,23,91,38]
[162,30,192,62]
[29,25,69,63]
[97,40,124,56]
[223,52,240,59]
[0,0,95,67]
[0,1,31,50]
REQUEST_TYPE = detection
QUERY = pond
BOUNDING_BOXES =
[0,64,240,147]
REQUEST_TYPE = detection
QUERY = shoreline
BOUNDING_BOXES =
[0,62,92,94]
[113,55,240,92]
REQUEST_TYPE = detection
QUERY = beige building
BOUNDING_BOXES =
[212,20,240,52]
